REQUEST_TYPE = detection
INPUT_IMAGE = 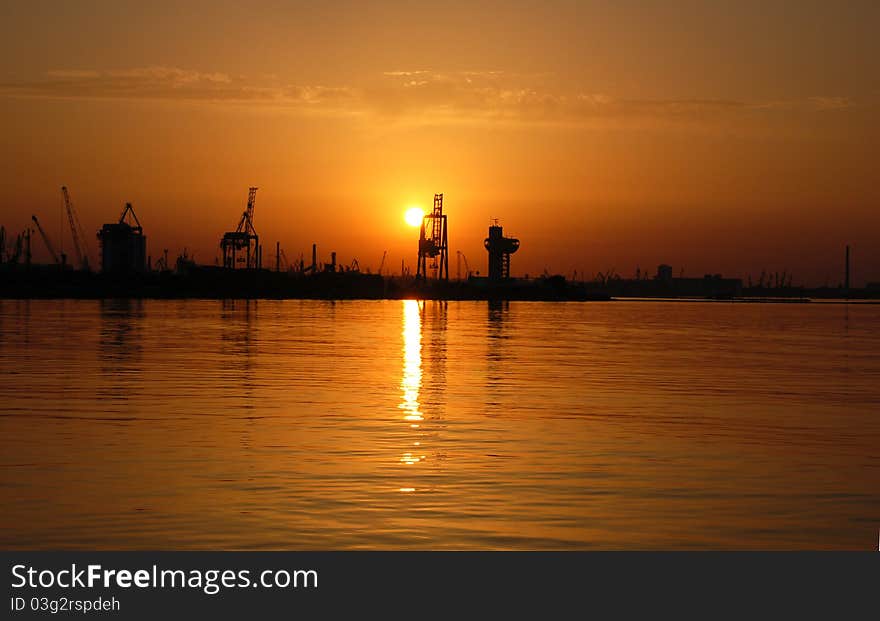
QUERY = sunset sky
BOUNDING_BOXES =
[1,1,877,285]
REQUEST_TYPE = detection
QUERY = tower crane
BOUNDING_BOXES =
[31,215,61,265]
[61,186,92,270]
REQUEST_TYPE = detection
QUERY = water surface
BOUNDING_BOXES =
[1,299,878,549]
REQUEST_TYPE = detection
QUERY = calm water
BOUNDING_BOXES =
[1,299,878,549]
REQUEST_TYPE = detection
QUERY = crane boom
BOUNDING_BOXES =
[72,202,92,269]
[378,250,387,275]
[61,186,88,270]
[10,232,23,263]
[246,187,257,228]
[31,215,60,264]
[232,187,258,235]
[457,250,470,279]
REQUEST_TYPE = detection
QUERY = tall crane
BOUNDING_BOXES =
[416,193,449,281]
[8,229,31,265]
[61,186,92,270]
[31,215,61,265]
[221,187,260,269]
[377,250,387,276]
[456,250,471,280]
[9,232,23,263]
[245,186,256,227]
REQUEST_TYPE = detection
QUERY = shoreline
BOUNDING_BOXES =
[3,293,877,304]
[2,266,876,303]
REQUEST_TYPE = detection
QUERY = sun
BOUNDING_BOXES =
[404,206,424,227]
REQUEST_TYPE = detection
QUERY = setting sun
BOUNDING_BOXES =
[404,207,424,228]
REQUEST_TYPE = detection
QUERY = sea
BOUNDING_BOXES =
[1,298,878,549]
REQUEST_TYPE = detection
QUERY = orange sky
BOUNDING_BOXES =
[1,1,878,285]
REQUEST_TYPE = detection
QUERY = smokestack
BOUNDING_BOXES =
[312,244,317,272]
[331,251,336,272]
[845,245,850,291]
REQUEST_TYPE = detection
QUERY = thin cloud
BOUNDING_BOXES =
[0,65,858,128]
[48,66,233,84]
[0,66,355,109]
[807,96,852,110]
[750,96,855,112]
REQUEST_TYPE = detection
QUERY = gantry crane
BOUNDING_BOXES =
[416,193,449,281]
[61,186,92,271]
[31,215,61,265]
[377,250,387,276]
[221,187,260,269]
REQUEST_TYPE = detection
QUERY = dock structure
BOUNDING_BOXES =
[16,183,879,302]
[484,219,519,281]
[97,202,146,274]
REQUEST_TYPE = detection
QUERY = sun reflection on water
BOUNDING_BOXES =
[399,300,424,486]
[400,300,423,423]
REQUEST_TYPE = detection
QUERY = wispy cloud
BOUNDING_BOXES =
[47,67,232,84]
[0,66,357,111]
[807,96,852,111]
[0,66,859,127]
[368,70,859,126]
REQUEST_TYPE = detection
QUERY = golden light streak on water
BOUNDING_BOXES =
[400,300,423,424]
[399,300,425,487]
